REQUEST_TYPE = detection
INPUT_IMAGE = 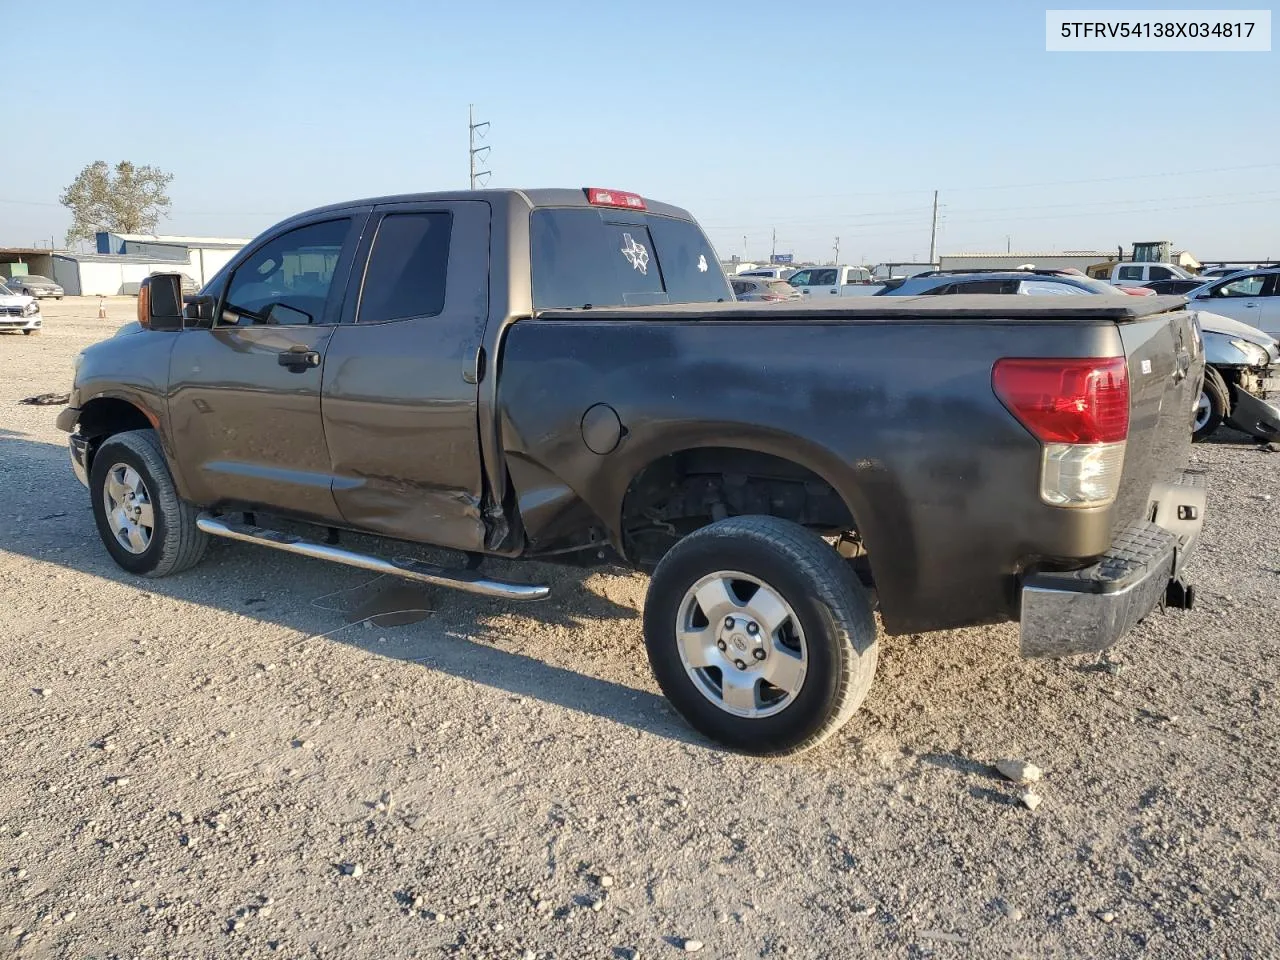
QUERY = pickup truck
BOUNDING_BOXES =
[58,187,1207,755]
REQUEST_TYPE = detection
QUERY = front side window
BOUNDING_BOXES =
[1214,274,1265,298]
[1149,266,1174,280]
[788,270,812,286]
[356,212,452,323]
[223,218,350,325]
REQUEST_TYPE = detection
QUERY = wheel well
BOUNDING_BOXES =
[621,447,859,568]
[76,399,153,469]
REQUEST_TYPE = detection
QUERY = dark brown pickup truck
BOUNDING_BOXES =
[59,187,1206,754]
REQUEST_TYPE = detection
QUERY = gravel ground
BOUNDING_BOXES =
[1,298,1277,959]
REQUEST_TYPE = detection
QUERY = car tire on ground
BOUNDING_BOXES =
[643,515,878,756]
[1193,366,1230,442]
[22,329,36,335]
[89,429,208,577]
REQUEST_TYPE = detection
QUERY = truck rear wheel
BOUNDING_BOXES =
[1193,366,1230,442]
[643,516,878,755]
[89,429,208,577]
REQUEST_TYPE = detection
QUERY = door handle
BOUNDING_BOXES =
[829,289,839,294]
[278,349,321,370]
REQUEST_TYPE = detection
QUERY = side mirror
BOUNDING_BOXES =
[138,274,184,331]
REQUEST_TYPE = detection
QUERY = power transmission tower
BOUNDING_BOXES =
[928,190,939,263]
[469,104,491,190]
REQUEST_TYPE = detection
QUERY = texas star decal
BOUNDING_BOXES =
[620,233,650,275]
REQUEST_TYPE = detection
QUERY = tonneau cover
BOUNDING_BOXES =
[535,294,1191,323]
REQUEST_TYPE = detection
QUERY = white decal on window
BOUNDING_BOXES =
[620,233,649,275]
[697,254,708,273]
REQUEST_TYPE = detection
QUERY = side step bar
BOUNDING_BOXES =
[196,513,550,602]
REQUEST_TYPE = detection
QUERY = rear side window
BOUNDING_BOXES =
[530,208,731,309]
[357,212,452,323]
[1118,265,1144,281]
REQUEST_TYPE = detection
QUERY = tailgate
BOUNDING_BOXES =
[1112,307,1202,532]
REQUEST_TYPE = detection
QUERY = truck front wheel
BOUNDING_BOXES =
[643,516,878,755]
[89,429,208,577]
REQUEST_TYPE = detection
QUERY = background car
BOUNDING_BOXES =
[730,276,804,302]
[1184,268,1280,337]
[877,269,1152,297]
[6,274,63,299]
[878,269,1278,441]
[0,281,43,334]
[1143,278,1205,295]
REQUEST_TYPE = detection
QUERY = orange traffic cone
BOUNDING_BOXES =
[98,297,107,319]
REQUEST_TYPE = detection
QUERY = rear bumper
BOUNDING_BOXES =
[1019,469,1206,658]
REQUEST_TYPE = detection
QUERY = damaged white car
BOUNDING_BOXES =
[0,281,42,335]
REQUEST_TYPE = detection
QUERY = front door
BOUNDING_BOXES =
[167,214,368,521]
[321,201,492,552]
[1192,272,1271,328]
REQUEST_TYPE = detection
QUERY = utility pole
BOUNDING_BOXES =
[468,104,491,190]
[771,228,776,262]
[833,236,840,266]
[743,234,748,259]
[928,190,939,264]
[1006,235,1011,253]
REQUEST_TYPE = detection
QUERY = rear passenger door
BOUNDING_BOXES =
[320,201,492,552]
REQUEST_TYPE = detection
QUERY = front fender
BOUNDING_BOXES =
[1201,329,1262,367]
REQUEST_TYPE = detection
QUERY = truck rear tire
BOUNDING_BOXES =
[89,429,208,577]
[1193,366,1230,442]
[643,516,878,755]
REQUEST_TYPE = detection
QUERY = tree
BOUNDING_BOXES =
[59,161,174,246]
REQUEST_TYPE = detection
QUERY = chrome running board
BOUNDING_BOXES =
[195,513,550,601]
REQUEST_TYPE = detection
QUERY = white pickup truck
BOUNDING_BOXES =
[787,265,881,298]
[1108,262,1198,286]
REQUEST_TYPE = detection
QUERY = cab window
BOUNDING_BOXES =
[222,219,350,325]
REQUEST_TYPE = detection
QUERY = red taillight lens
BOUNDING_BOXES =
[586,187,646,210]
[992,357,1129,444]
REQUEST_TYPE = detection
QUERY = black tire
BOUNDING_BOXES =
[1193,366,1230,442]
[643,516,878,756]
[89,429,208,577]
[22,329,35,335]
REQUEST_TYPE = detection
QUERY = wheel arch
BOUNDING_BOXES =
[615,434,890,579]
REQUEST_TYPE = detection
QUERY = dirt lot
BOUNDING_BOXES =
[1,298,1277,959]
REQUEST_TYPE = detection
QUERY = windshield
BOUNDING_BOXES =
[530,208,731,309]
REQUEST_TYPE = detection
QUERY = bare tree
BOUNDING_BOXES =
[59,161,174,246]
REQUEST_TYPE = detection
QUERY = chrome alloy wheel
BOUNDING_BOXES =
[102,463,155,554]
[674,571,808,719]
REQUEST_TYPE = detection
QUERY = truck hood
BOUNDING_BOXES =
[0,293,35,308]
[1193,309,1277,347]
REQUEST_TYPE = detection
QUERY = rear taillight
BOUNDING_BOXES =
[993,357,1130,508]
